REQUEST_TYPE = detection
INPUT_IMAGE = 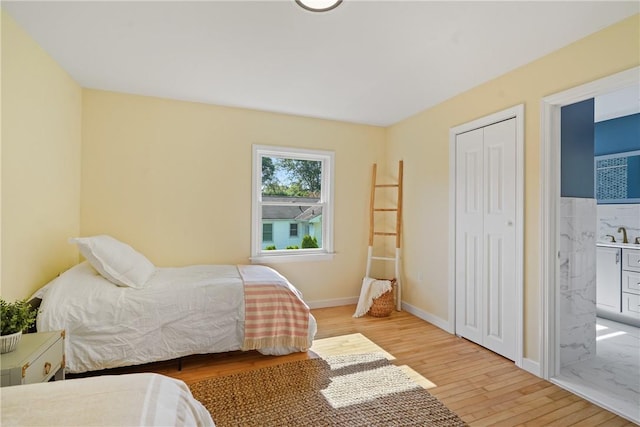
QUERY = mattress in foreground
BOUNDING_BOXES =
[0,373,214,426]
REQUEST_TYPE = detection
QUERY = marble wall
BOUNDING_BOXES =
[559,197,597,368]
[597,203,640,243]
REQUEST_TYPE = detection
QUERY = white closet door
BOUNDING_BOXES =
[482,118,516,360]
[455,118,516,361]
[455,127,484,344]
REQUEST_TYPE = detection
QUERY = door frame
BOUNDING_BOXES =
[539,66,639,380]
[448,104,525,367]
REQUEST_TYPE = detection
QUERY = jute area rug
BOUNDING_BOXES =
[190,353,467,426]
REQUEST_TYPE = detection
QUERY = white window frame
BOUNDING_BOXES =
[251,145,335,263]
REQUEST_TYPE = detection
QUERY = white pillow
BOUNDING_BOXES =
[69,235,155,288]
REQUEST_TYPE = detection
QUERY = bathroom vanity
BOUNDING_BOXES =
[596,242,640,326]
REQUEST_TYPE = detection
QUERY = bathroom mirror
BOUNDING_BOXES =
[595,149,640,203]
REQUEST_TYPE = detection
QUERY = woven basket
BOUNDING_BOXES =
[0,331,22,354]
[368,279,396,318]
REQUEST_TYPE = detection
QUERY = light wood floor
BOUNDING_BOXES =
[73,305,636,426]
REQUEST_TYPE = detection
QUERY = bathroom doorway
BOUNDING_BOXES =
[540,67,640,422]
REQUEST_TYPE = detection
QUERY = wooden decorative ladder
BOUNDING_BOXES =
[365,160,403,311]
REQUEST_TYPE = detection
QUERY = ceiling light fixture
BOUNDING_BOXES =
[295,0,342,12]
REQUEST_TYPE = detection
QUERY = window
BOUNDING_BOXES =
[252,145,334,263]
[262,223,273,242]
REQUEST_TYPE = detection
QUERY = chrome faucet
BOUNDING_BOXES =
[605,234,616,242]
[618,227,629,244]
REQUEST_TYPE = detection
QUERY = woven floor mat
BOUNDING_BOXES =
[189,353,467,426]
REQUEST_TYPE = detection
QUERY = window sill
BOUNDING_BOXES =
[250,252,335,264]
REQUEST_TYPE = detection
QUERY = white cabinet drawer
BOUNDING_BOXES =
[623,270,640,295]
[622,248,640,272]
[23,337,64,385]
[1,331,65,387]
[622,292,640,317]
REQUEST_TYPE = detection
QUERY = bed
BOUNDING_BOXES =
[0,373,215,426]
[33,235,317,374]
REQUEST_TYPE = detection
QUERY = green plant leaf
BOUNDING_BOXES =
[1,298,37,335]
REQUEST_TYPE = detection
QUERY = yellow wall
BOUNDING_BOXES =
[81,90,386,302]
[2,6,638,364]
[1,10,82,301]
[386,14,640,362]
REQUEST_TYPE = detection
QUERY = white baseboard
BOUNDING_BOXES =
[519,358,541,377]
[401,302,452,333]
[403,302,542,378]
[307,296,358,309]
[307,298,453,333]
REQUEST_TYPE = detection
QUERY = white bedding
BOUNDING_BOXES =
[0,373,214,426]
[36,262,316,373]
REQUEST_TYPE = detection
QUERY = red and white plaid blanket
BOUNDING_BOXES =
[238,265,310,351]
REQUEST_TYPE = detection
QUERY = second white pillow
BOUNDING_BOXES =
[69,235,155,288]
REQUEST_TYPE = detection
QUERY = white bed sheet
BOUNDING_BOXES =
[0,373,214,426]
[36,262,316,373]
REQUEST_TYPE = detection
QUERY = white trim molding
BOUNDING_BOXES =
[401,302,451,332]
[539,66,640,380]
[307,297,358,309]
[521,358,542,377]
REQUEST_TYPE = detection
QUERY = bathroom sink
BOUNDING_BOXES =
[597,242,640,249]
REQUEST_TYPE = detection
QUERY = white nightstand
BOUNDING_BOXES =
[0,330,65,387]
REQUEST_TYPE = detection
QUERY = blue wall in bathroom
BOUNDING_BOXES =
[595,113,640,155]
[561,99,595,198]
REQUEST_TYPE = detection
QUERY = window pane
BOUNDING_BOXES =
[261,157,322,198]
[262,223,273,242]
[260,203,323,250]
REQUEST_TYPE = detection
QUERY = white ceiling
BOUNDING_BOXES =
[3,1,639,126]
